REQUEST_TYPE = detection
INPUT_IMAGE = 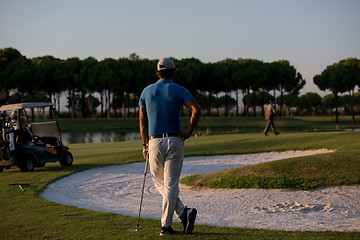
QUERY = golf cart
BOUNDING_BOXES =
[0,102,73,172]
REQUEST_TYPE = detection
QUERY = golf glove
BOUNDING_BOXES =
[142,146,148,159]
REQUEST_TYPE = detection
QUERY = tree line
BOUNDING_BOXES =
[1,47,359,121]
[314,58,360,122]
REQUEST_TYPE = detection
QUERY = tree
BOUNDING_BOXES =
[259,62,278,116]
[32,56,63,107]
[128,53,140,61]
[96,58,117,118]
[80,57,98,117]
[314,58,360,122]
[175,58,204,94]
[0,48,23,104]
[217,59,237,117]
[277,93,298,116]
[237,59,262,117]
[322,94,341,116]
[304,92,322,116]
[199,63,218,116]
[293,95,310,115]
[272,60,305,116]
[246,59,264,117]
[114,57,131,118]
[243,91,272,116]
[206,61,229,116]
[63,57,81,118]
[3,56,36,102]
[217,94,236,116]
[354,92,360,114]
[85,95,100,116]
[231,60,245,116]
[132,58,157,117]
[334,58,360,123]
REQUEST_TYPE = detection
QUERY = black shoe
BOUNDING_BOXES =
[180,207,197,234]
[160,226,176,236]
[263,132,268,136]
[275,132,280,135]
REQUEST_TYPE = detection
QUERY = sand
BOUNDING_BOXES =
[40,149,360,232]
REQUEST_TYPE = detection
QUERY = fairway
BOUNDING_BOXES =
[1,130,360,239]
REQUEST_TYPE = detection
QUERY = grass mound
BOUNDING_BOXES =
[181,132,360,190]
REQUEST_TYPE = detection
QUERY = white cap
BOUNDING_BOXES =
[157,58,176,71]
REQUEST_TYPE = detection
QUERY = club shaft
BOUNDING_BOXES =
[136,154,149,229]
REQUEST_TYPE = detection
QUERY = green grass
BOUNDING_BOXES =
[181,132,360,190]
[58,115,360,134]
[1,117,360,239]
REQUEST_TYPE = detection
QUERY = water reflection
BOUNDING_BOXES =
[62,131,141,144]
[344,128,360,132]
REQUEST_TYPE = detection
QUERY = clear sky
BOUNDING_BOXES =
[1,0,360,95]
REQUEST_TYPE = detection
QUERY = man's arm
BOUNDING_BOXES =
[139,105,149,146]
[179,99,201,141]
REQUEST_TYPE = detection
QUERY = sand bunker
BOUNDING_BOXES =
[40,149,360,232]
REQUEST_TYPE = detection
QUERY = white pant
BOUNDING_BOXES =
[148,136,185,227]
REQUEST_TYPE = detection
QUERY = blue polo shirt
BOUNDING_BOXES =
[139,78,194,136]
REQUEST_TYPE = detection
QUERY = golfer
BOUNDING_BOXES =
[263,99,279,136]
[139,58,201,236]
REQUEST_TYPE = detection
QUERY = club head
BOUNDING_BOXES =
[129,228,138,232]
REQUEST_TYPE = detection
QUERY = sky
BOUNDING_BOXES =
[1,0,360,95]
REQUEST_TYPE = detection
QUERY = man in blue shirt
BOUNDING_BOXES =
[139,58,201,236]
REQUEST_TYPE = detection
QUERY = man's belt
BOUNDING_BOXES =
[150,133,180,139]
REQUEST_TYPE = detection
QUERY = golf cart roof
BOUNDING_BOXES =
[0,102,55,111]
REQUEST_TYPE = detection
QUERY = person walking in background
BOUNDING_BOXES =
[139,58,201,236]
[263,99,279,136]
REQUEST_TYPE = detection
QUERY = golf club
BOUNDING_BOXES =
[129,153,149,232]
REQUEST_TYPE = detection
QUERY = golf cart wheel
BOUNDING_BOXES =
[19,156,35,172]
[0,167,3,173]
[60,151,73,166]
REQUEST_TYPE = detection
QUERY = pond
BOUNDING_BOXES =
[344,128,360,132]
[62,131,141,144]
